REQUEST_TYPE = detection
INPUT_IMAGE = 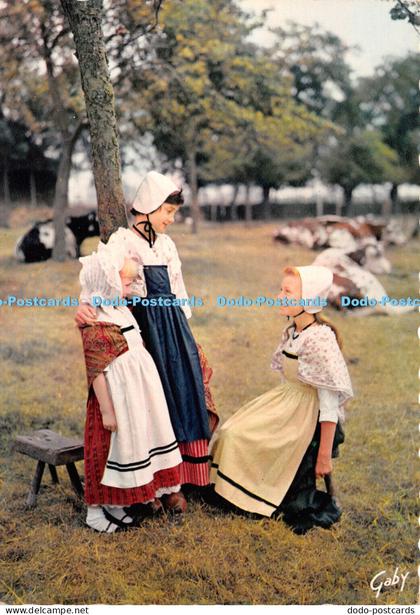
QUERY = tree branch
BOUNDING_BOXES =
[50,27,71,51]
[40,22,70,137]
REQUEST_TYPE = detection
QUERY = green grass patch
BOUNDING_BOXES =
[0,222,418,604]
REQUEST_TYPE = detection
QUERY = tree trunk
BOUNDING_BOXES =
[342,186,353,217]
[230,184,239,221]
[334,186,342,217]
[245,183,252,226]
[51,138,73,261]
[0,160,11,228]
[315,184,323,217]
[52,123,84,261]
[390,182,399,215]
[40,9,81,258]
[60,0,127,242]
[262,185,271,220]
[187,147,200,234]
[30,169,37,208]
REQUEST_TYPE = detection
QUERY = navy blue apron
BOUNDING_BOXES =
[131,265,211,443]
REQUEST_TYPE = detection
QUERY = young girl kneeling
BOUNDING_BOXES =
[209,265,354,533]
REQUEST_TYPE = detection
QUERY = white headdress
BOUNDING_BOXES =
[79,246,125,305]
[131,171,180,214]
[294,265,333,314]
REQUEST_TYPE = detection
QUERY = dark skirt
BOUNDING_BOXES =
[273,418,345,534]
[131,265,211,443]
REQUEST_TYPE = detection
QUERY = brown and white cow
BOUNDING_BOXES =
[273,215,406,253]
[312,248,415,316]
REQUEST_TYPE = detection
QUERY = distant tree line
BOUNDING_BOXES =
[0,0,418,256]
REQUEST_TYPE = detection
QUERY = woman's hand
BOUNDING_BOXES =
[75,303,97,327]
[315,452,332,478]
[101,409,117,432]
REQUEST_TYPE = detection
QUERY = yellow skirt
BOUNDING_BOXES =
[209,356,319,517]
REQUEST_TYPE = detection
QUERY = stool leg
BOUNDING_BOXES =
[48,464,59,484]
[26,461,45,508]
[66,462,84,498]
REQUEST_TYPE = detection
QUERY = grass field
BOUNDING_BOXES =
[0,220,418,605]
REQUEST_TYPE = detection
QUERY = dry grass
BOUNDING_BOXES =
[0,220,418,605]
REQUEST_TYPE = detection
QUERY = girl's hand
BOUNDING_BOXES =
[102,409,117,432]
[315,452,332,478]
[75,304,97,327]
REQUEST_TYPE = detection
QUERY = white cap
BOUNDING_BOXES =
[294,265,333,314]
[131,171,180,215]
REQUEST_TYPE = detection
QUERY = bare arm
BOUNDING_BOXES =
[92,373,117,432]
[315,421,336,478]
[315,387,339,478]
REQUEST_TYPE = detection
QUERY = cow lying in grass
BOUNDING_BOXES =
[312,248,415,316]
[273,215,406,252]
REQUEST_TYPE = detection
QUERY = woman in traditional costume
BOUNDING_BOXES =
[76,171,218,511]
[209,265,353,533]
[79,248,183,532]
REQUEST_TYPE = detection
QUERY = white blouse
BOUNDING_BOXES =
[283,325,339,424]
[80,227,192,319]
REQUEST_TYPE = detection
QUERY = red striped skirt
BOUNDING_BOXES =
[178,439,210,486]
[84,394,182,506]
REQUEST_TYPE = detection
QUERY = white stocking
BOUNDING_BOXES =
[102,505,134,525]
[86,506,119,533]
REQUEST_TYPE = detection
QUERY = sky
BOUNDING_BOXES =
[70,0,419,204]
[240,0,418,76]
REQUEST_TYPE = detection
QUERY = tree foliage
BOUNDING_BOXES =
[0,0,86,258]
[320,129,401,214]
[386,0,420,28]
[125,0,333,228]
[358,53,420,185]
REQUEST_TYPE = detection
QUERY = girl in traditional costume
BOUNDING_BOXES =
[76,171,218,512]
[209,265,353,533]
[79,248,183,532]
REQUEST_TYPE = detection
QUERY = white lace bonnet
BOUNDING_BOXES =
[131,171,180,214]
[79,245,125,304]
[292,265,333,314]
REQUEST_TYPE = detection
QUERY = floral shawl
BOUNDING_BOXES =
[80,322,129,389]
[271,324,354,420]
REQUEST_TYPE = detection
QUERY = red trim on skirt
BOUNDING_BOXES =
[178,439,210,486]
[84,394,182,506]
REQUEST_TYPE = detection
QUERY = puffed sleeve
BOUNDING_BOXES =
[165,236,192,319]
[317,387,339,423]
[78,238,105,305]
[100,228,147,297]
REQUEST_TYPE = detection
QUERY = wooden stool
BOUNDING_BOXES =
[13,429,84,508]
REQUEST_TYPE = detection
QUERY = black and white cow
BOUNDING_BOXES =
[15,210,99,263]
[65,210,99,254]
